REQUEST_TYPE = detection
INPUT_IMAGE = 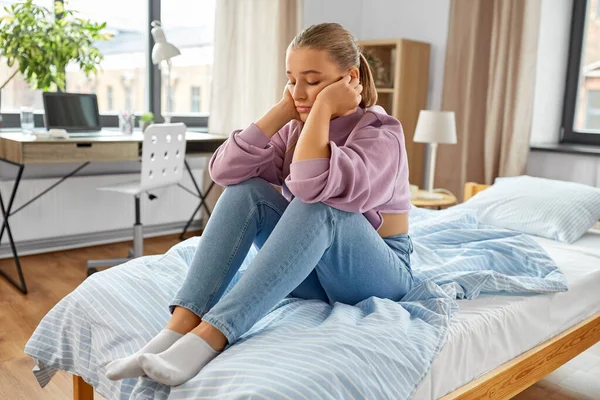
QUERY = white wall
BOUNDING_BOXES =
[527,151,600,186]
[303,0,451,111]
[529,0,573,145]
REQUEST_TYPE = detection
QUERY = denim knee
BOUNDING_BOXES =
[290,198,344,216]
[221,178,274,203]
[287,199,345,226]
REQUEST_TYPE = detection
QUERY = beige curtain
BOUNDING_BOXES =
[200,0,300,226]
[435,0,541,200]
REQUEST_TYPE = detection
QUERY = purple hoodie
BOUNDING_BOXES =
[209,105,411,231]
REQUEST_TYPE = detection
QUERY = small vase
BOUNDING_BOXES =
[118,113,135,134]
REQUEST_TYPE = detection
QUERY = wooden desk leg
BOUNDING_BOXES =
[73,375,94,400]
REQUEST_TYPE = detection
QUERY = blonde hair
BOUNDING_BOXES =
[289,23,377,107]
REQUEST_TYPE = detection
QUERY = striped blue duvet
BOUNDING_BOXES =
[25,207,568,400]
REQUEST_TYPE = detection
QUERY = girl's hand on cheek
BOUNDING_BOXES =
[314,75,362,117]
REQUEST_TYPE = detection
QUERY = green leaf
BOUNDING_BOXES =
[0,0,110,91]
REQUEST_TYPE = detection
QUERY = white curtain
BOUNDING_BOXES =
[200,0,301,225]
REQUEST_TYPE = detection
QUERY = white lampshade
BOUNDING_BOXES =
[151,21,181,64]
[413,110,457,144]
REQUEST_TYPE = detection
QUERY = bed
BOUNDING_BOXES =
[24,182,600,400]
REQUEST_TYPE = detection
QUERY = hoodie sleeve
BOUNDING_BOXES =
[285,126,402,212]
[209,123,288,186]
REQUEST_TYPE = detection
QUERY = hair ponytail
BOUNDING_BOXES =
[358,53,377,108]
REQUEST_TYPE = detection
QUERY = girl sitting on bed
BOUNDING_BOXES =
[105,22,414,386]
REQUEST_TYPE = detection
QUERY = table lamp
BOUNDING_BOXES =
[151,20,180,123]
[413,110,457,200]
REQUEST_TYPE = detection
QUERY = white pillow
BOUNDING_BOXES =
[455,175,600,243]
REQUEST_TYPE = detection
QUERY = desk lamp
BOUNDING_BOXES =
[151,20,180,123]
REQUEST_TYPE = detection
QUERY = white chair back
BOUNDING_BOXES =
[140,123,187,192]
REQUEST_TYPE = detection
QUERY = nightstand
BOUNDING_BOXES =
[411,190,457,210]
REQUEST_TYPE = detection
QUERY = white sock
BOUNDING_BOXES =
[137,332,219,386]
[105,329,183,380]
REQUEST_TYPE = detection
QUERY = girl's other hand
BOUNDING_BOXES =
[278,85,301,122]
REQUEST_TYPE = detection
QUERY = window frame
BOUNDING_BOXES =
[0,0,210,129]
[562,0,600,145]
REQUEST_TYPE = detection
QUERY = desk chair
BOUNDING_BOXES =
[86,123,187,275]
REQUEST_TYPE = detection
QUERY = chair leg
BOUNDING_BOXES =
[86,195,144,275]
[133,223,143,258]
[133,194,143,258]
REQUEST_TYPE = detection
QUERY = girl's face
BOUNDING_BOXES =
[286,48,348,122]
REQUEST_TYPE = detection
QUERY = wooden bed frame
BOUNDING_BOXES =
[71,182,600,400]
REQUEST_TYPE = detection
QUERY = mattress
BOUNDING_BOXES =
[414,230,600,399]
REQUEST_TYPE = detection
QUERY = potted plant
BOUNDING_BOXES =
[139,112,155,132]
[0,0,111,120]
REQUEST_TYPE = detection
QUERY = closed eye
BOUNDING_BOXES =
[307,81,320,86]
[287,81,296,86]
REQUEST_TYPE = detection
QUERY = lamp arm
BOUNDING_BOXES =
[166,59,172,123]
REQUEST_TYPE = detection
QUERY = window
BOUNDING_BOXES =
[107,86,114,111]
[0,0,54,113]
[191,86,201,112]
[563,0,600,145]
[0,0,214,128]
[65,0,146,115]
[161,0,215,118]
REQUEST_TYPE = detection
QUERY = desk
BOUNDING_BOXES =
[0,131,225,164]
[0,131,227,294]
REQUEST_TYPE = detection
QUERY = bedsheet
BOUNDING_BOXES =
[25,208,567,399]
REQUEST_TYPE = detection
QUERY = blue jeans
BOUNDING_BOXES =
[170,178,414,344]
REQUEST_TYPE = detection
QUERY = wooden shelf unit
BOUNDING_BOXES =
[358,38,430,186]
